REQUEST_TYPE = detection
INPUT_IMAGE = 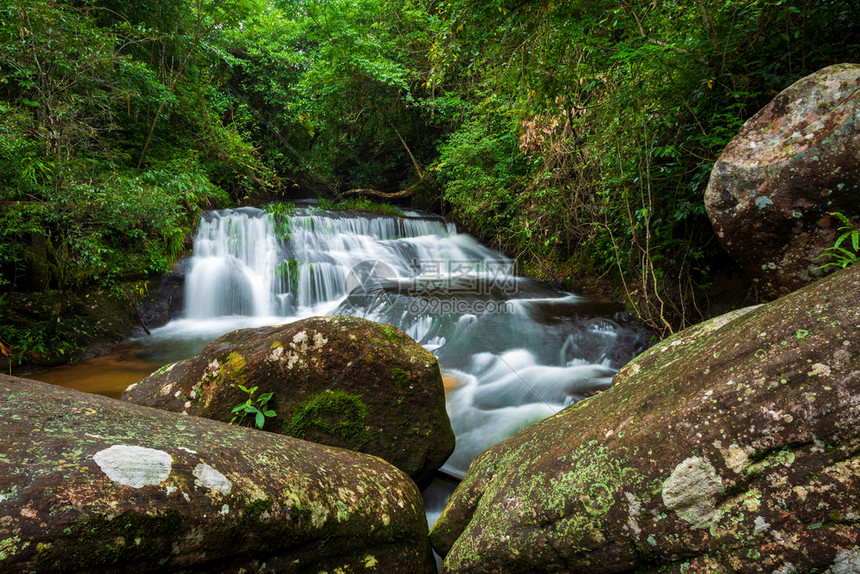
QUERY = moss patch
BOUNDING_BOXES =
[392,367,411,392]
[284,390,370,447]
[225,352,246,373]
[380,324,401,345]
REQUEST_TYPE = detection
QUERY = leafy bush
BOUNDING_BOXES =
[431,0,860,334]
[437,110,527,242]
[817,213,859,269]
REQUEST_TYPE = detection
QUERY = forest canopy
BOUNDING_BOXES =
[1,0,858,361]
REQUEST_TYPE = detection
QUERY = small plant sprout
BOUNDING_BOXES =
[231,385,277,429]
[817,212,859,269]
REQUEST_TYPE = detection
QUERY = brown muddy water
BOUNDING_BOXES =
[27,345,464,400]
[26,343,161,399]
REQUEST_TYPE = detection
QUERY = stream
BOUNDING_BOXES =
[30,203,649,526]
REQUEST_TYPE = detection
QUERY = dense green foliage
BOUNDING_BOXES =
[0,0,259,291]
[429,0,859,332]
[226,0,442,193]
[2,0,858,363]
[0,0,260,363]
[316,198,405,217]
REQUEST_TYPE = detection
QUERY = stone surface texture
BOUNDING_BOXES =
[138,258,187,330]
[0,375,435,573]
[705,63,860,298]
[431,264,860,573]
[123,315,454,486]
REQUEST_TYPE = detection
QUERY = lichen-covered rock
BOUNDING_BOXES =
[0,375,435,573]
[430,264,860,573]
[705,63,860,299]
[123,316,454,487]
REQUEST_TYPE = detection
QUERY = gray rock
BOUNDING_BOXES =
[705,63,860,298]
[123,315,455,488]
[431,264,860,573]
[0,375,435,573]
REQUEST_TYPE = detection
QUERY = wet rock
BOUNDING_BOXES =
[123,316,454,487]
[705,63,860,298]
[138,258,188,330]
[0,375,435,573]
[430,264,860,573]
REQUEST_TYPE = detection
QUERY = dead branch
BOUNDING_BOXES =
[342,187,417,199]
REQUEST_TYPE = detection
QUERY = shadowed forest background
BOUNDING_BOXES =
[1,0,858,365]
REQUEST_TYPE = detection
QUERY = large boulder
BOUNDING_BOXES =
[0,375,435,573]
[705,63,860,299]
[430,264,860,573]
[123,316,454,487]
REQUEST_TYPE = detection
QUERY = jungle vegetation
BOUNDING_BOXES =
[1,0,858,364]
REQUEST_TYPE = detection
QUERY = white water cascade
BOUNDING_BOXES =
[148,204,648,481]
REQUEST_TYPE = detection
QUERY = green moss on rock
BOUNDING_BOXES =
[432,265,860,572]
[35,510,182,570]
[0,375,435,573]
[381,324,401,344]
[392,367,410,392]
[285,389,370,447]
[123,316,454,486]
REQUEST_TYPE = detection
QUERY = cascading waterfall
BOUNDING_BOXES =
[150,203,648,481]
[183,207,281,318]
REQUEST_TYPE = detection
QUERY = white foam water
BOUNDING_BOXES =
[146,203,648,521]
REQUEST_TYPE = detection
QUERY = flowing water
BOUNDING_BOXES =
[31,203,648,525]
[138,205,648,474]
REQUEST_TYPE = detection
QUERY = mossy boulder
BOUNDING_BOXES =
[705,63,860,299]
[123,316,454,487]
[430,264,860,573]
[0,375,435,573]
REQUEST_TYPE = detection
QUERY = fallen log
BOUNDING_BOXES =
[342,187,416,199]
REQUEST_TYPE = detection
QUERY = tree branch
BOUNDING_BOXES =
[136,1,212,168]
[619,0,707,62]
[342,187,417,200]
[386,119,423,180]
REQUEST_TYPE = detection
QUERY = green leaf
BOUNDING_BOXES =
[833,212,852,226]
[833,231,852,249]
[255,411,265,428]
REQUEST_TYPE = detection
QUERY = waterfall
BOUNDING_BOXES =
[151,203,648,476]
[183,207,280,318]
